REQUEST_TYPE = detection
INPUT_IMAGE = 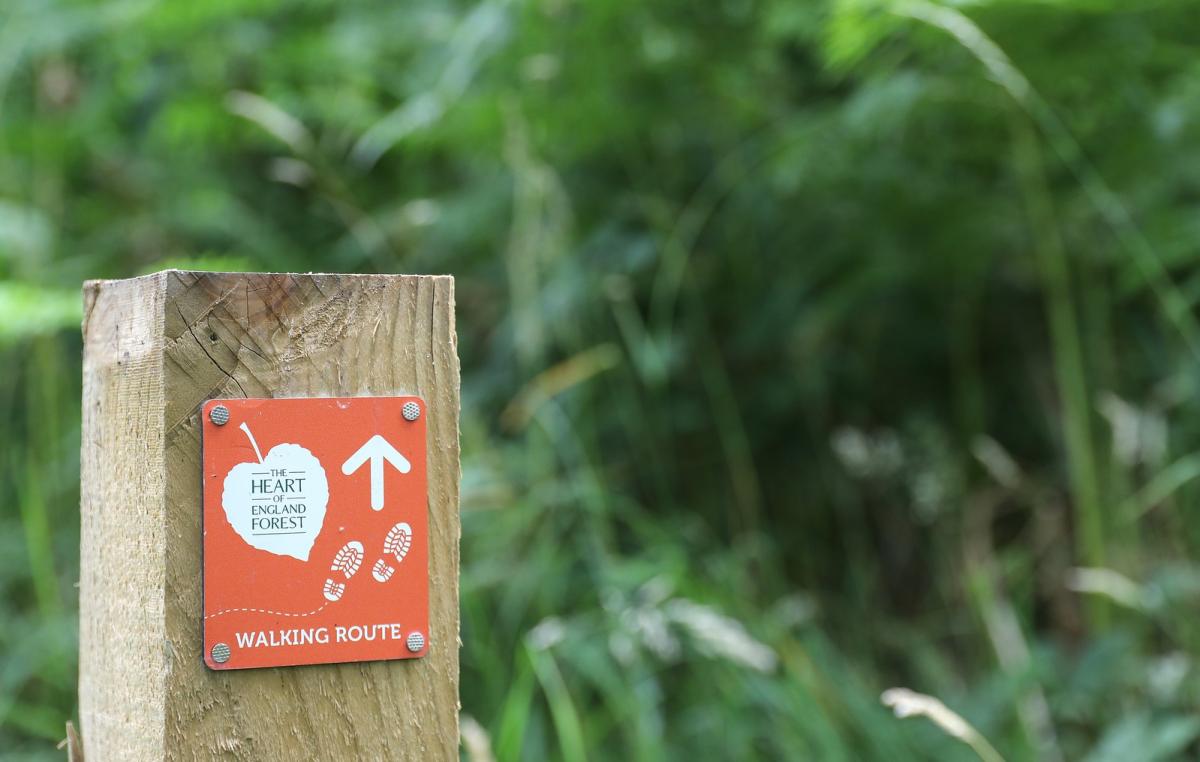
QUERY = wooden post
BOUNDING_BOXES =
[80,271,460,760]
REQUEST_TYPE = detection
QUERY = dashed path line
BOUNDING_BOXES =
[204,603,328,620]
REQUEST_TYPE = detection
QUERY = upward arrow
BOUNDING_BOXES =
[341,434,411,511]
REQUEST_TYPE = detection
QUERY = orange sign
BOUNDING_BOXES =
[201,396,429,670]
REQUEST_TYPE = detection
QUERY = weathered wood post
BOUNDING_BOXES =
[80,271,460,760]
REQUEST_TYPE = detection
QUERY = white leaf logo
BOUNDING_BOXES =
[221,423,328,561]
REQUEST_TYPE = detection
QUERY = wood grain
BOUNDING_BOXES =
[81,271,460,761]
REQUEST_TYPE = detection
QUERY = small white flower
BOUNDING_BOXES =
[665,599,777,673]
[527,617,566,651]
[1098,392,1167,467]
[461,714,496,762]
[1147,652,1190,702]
[881,687,1004,762]
[971,436,1021,489]
[831,426,903,479]
[1066,567,1156,611]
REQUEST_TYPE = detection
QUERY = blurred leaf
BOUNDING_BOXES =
[0,201,52,263]
[1083,712,1200,762]
[0,284,79,343]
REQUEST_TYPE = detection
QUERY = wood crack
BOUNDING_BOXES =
[175,303,247,398]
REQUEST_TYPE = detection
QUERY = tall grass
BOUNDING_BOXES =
[4,0,1200,759]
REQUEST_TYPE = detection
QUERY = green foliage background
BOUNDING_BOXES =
[3,0,1200,759]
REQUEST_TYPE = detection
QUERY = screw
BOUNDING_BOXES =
[209,405,230,426]
[211,642,231,664]
[402,401,421,422]
[406,631,425,653]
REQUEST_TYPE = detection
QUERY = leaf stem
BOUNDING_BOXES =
[240,422,265,464]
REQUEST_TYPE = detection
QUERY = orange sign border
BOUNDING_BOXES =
[200,396,429,671]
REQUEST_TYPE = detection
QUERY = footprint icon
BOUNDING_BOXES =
[371,522,412,582]
[322,540,364,601]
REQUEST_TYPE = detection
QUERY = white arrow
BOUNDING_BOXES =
[341,434,411,511]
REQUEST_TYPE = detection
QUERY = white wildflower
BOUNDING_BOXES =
[831,426,903,479]
[1147,652,1190,702]
[881,687,1004,762]
[527,617,566,651]
[1098,392,1167,467]
[971,436,1021,489]
[664,599,777,673]
[1066,567,1157,611]
[626,607,679,661]
[461,714,496,762]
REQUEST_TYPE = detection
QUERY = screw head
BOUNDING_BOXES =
[402,401,421,422]
[209,405,230,426]
[211,642,231,664]
[406,631,425,653]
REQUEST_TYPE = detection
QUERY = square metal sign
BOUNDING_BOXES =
[201,396,429,670]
